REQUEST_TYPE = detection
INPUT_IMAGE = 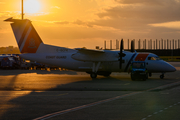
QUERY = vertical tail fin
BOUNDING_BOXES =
[5,18,43,53]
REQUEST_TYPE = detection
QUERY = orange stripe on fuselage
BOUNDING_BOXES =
[135,53,149,61]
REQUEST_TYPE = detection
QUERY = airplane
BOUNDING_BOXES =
[4,17,176,80]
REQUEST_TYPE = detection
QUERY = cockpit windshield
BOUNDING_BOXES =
[148,56,162,61]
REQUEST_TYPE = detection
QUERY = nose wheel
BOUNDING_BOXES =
[149,73,152,77]
[160,74,164,79]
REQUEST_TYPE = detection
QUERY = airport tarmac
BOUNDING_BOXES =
[0,62,180,120]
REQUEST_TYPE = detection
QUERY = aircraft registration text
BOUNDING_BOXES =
[46,56,67,59]
[56,48,68,52]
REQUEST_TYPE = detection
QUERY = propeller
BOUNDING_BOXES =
[118,39,135,69]
[118,39,126,69]
[131,40,135,52]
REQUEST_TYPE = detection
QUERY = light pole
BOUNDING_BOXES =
[22,0,24,19]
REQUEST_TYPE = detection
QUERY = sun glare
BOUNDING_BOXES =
[24,0,41,14]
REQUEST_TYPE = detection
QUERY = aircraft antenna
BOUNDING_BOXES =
[22,0,24,19]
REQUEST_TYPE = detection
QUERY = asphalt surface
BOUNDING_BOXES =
[0,62,180,120]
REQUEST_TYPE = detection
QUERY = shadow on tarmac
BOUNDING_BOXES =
[0,69,78,76]
[0,71,179,120]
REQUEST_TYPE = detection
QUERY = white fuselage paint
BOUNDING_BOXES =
[20,47,176,73]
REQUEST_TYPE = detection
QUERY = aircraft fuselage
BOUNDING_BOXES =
[20,50,176,73]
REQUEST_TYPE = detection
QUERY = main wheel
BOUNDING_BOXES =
[90,73,97,79]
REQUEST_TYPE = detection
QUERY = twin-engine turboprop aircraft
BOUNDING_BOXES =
[5,17,176,79]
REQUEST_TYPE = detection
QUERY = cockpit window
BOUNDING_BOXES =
[148,57,156,60]
[156,57,162,60]
[148,57,162,60]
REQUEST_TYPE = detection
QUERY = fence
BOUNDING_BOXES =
[104,39,180,50]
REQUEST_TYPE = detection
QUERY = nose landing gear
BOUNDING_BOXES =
[160,73,164,79]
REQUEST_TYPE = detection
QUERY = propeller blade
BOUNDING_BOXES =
[120,39,124,52]
[119,39,125,69]
[131,40,135,52]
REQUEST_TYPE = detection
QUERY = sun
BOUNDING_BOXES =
[24,0,41,14]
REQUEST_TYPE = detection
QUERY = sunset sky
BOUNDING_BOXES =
[0,0,180,49]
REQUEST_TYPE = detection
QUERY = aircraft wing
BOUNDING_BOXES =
[72,48,118,62]
[75,48,105,54]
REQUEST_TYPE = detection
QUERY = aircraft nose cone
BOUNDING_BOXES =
[168,65,176,72]
[165,62,176,72]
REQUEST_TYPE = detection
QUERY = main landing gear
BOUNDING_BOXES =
[89,62,112,79]
[90,72,112,78]
[90,72,97,79]
[90,62,101,79]
[89,71,112,78]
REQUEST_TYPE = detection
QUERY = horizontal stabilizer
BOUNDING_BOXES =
[4,17,28,22]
